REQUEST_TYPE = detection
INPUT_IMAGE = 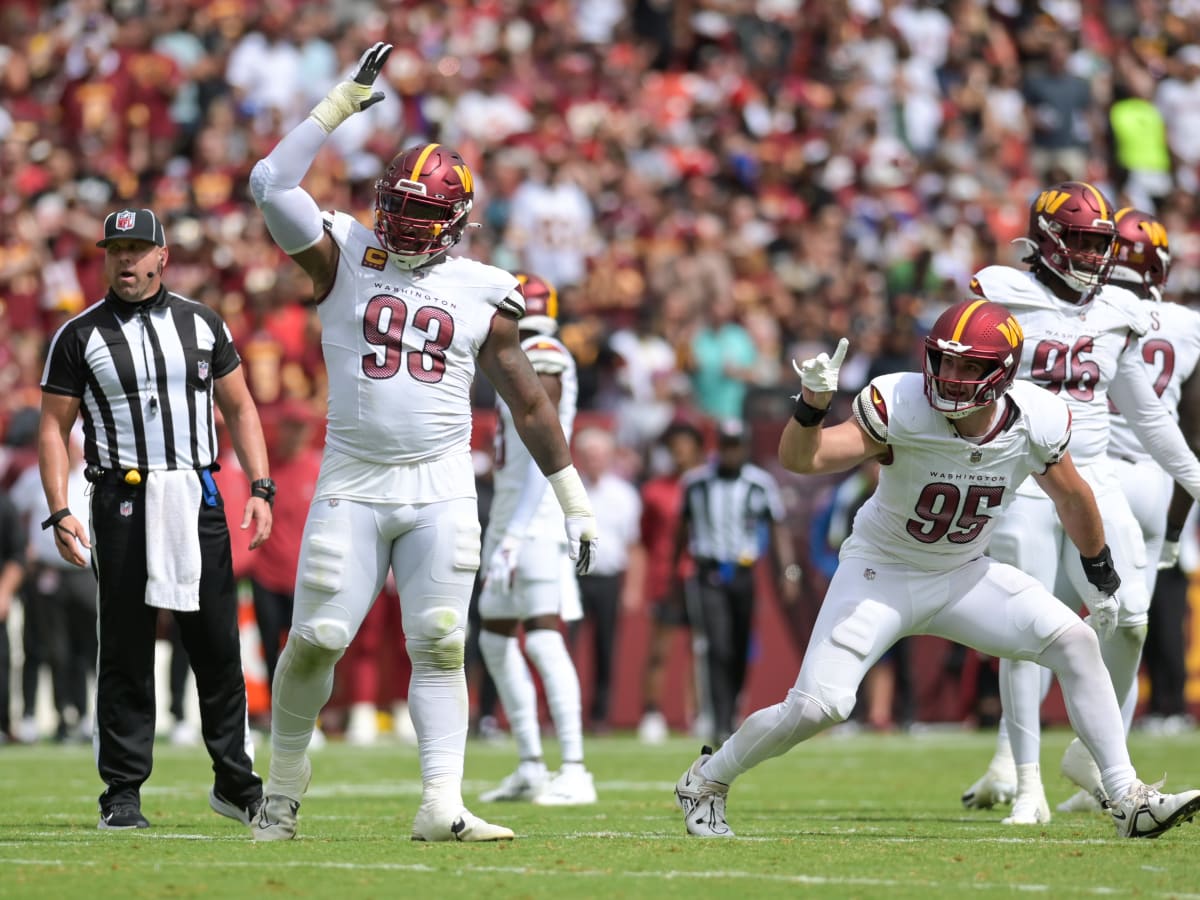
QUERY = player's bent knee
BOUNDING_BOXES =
[407,605,465,670]
[791,683,854,724]
[282,627,348,675]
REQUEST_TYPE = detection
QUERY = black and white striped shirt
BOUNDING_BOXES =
[681,462,786,565]
[41,287,240,471]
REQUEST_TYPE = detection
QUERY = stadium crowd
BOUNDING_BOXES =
[3,0,1200,743]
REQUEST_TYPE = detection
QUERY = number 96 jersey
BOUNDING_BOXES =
[842,373,1070,572]
[318,211,523,467]
[970,266,1148,469]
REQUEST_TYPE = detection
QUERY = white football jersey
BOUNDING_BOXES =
[1108,301,1200,464]
[971,266,1148,469]
[318,211,522,466]
[489,333,578,537]
[841,373,1071,572]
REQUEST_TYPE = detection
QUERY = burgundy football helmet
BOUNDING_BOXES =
[924,299,1024,419]
[1024,181,1117,296]
[515,272,558,335]
[375,143,475,269]
[1110,207,1171,303]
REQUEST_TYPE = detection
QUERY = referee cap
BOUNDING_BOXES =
[97,208,166,248]
[717,419,747,445]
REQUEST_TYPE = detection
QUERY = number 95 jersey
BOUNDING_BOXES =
[841,373,1071,572]
[318,211,523,466]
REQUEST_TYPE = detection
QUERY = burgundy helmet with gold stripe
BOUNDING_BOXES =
[924,299,1024,420]
[1024,180,1117,297]
[1110,207,1171,302]
[375,143,475,269]
[514,272,558,335]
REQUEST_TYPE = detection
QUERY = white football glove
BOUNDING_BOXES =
[484,534,523,596]
[548,465,599,576]
[1081,585,1119,641]
[792,337,849,394]
[1158,540,1181,570]
[309,42,393,133]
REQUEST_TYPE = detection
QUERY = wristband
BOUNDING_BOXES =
[792,396,830,427]
[1080,544,1121,596]
[41,508,72,531]
[547,465,593,518]
[309,81,375,134]
[250,478,277,507]
[1165,526,1183,543]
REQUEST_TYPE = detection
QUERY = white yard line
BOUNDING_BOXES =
[0,856,1196,897]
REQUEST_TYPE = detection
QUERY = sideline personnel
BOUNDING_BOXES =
[39,208,274,830]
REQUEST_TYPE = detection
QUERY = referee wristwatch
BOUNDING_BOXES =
[250,478,277,507]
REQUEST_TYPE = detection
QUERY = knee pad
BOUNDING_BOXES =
[407,606,466,670]
[784,687,846,730]
[282,627,349,676]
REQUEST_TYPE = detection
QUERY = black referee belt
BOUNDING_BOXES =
[85,464,146,487]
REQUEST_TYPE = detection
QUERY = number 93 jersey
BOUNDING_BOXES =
[318,211,523,466]
[970,266,1148,467]
[841,372,1071,572]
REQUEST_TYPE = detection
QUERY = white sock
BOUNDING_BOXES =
[478,630,543,763]
[407,660,468,797]
[1000,657,1043,767]
[1039,623,1136,800]
[524,628,584,765]
[700,688,834,785]
[1099,624,1146,734]
[269,636,342,793]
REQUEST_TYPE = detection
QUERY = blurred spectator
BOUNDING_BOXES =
[1023,30,1095,182]
[636,420,705,744]
[9,425,95,743]
[569,426,643,732]
[688,294,757,422]
[247,399,322,692]
[0,486,23,744]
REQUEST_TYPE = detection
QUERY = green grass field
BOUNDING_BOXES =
[1,729,1199,899]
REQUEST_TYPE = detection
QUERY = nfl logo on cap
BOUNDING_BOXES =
[115,210,137,231]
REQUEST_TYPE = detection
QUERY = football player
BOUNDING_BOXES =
[961,183,1200,825]
[246,43,599,842]
[476,273,597,807]
[675,301,1200,840]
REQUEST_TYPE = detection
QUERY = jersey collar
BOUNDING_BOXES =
[104,284,167,320]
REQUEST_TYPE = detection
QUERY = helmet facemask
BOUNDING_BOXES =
[375,178,472,270]
[1036,215,1116,295]
[923,341,1014,420]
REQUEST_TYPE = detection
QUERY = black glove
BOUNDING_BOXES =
[352,41,394,111]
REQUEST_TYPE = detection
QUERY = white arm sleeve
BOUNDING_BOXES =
[248,117,328,255]
[1110,348,1200,500]
[505,457,551,537]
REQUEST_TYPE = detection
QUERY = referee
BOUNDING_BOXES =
[38,208,274,830]
[674,421,799,745]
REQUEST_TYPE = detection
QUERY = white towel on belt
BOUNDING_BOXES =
[144,469,203,612]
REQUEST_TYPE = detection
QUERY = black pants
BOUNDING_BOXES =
[573,573,622,725]
[0,615,10,736]
[24,564,97,729]
[1145,565,1189,717]
[694,562,756,743]
[91,479,261,812]
[250,580,293,690]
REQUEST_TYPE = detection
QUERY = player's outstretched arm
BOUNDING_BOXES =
[1035,452,1120,638]
[480,311,597,574]
[1160,366,1200,566]
[248,41,393,296]
[1110,348,1200,501]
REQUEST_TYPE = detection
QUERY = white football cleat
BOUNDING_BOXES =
[1057,789,1104,814]
[1058,738,1107,813]
[479,765,548,803]
[1002,792,1051,825]
[961,766,1017,810]
[1110,779,1200,838]
[637,711,669,745]
[250,757,312,842]
[411,806,514,842]
[675,746,733,837]
[533,766,597,806]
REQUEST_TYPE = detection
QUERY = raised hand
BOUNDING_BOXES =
[352,41,393,112]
